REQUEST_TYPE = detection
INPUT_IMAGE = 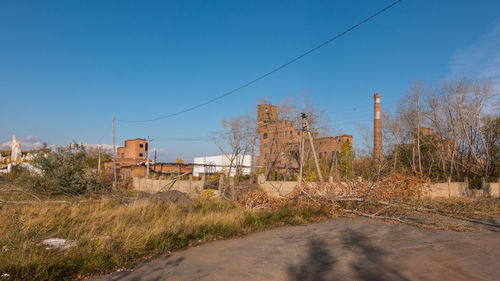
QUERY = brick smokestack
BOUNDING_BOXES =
[373,93,382,162]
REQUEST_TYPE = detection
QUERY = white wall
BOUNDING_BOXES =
[193,154,253,177]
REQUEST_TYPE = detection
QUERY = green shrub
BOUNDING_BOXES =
[18,142,108,195]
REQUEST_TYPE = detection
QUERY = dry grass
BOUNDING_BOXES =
[1,173,498,280]
[0,196,328,280]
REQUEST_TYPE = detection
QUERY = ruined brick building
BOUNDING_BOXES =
[104,138,149,178]
[104,138,193,179]
[257,104,352,177]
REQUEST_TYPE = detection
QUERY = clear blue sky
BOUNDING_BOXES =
[1,0,500,161]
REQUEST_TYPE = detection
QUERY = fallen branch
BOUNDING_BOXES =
[0,197,138,205]
[158,172,190,192]
[331,198,499,215]
[300,189,318,204]
[2,188,42,202]
[340,208,405,223]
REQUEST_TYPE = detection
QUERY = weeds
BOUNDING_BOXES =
[0,197,331,280]
[1,172,498,280]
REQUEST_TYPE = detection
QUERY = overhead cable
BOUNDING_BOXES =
[116,0,403,123]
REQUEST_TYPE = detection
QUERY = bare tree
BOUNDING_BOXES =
[388,77,498,182]
[382,110,405,173]
[440,78,496,180]
[395,79,428,176]
[213,113,257,182]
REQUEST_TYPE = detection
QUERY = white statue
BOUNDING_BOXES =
[11,135,21,163]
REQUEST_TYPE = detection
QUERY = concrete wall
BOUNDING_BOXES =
[256,174,295,197]
[484,182,500,198]
[133,177,205,198]
[134,173,499,200]
[424,181,500,199]
[423,182,469,198]
[257,173,500,199]
[260,181,298,197]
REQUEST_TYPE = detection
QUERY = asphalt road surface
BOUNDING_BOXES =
[94,217,500,281]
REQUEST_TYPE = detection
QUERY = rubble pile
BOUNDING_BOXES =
[239,189,284,210]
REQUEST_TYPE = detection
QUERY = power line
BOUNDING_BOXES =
[96,124,112,144]
[117,0,403,123]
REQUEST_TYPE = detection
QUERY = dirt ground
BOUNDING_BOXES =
[93,217,500,281]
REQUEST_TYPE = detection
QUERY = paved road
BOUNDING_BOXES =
[95,218,500,281]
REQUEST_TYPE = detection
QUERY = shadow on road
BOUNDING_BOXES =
[288,238,336,281]
[342,229,410,281]
[288,229,410,281]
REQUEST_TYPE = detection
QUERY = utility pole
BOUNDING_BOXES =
[299,113,323,182]
[298,115,306,183]
[305,116,324,182]
[178,153,181,176]
[98,146,101,173]
[373,93,383,162]
[112,115,117,187]
[146,136,150,178]
[153,149,157,175]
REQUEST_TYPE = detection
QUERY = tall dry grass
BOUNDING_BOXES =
[0,198,327,280]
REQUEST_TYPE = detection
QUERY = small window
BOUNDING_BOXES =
[263,143,267,148]
[319,152,322,158]
[263,133,268,139]
[139,144,144,148]
[139,153,143,157]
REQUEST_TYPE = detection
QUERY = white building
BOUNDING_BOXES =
[193,154,256,177]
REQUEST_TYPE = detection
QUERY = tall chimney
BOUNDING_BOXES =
[373,93,382,162]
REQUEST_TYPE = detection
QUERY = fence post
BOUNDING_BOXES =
[427,178,431,198]
[464,177,469,197]
[482,177,488,197]
[447,176,451,198]
[258,174,266,188]
[218,175,224,191]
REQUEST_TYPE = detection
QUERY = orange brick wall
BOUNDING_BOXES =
[257,104,353,170]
